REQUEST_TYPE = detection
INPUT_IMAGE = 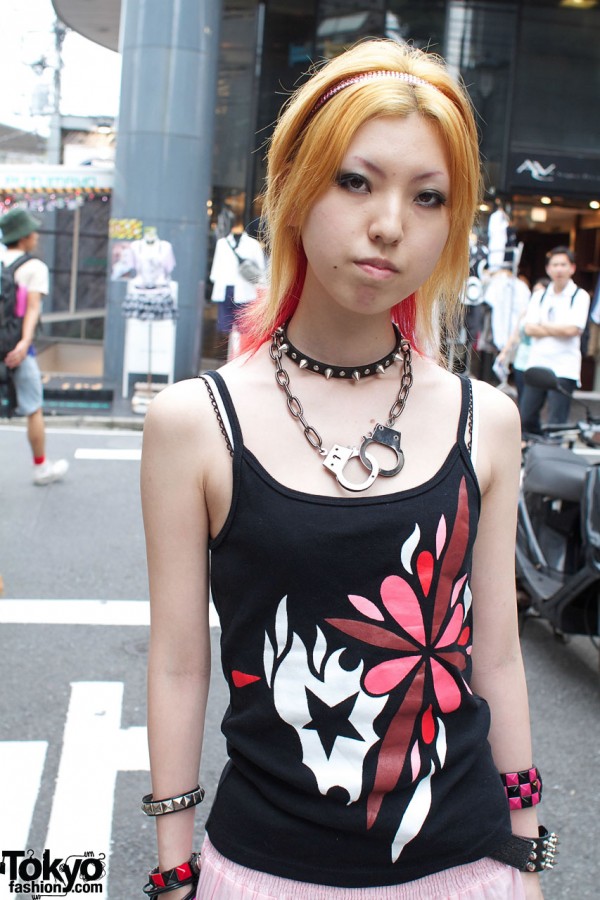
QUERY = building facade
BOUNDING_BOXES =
[50,0,600,380]
[215,0,600,293]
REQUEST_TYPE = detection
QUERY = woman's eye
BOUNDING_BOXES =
[337,172,370,193]
[416,190,447,208]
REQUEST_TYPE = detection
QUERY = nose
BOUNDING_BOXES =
[368,196,404,246]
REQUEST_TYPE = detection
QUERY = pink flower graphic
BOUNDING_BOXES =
[326,476,472,831]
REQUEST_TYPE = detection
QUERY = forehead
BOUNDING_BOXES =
[342,114,449,174]
[547,254,573,265]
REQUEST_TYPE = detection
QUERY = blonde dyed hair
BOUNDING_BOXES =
[244,39,481,353]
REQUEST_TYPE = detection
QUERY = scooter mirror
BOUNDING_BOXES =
[524,366,560,391]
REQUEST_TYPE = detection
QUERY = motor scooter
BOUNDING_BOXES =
[516,367,600,651]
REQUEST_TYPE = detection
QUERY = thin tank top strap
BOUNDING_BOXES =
[457,374,474,458]
[198,370,243,456]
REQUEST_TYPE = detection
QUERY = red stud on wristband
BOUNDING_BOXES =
[144,852,200,898]
[500,766,542,810]
[150,859,195,888]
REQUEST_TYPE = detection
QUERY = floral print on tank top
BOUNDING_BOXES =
[255,476,473,864]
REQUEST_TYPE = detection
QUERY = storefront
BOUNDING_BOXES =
[213,0,600,290]
[0,164,113,355]
[47,0,600,383]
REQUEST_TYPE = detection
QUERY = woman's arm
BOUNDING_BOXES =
[469,385,544,898]
[141,383,213,896]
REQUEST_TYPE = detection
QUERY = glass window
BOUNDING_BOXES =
[316,1,385,59]
[212,1,260,218]
[386,0,446,52]
[252,1,318,206]
[513,0,600,155]
[444,1,519,191]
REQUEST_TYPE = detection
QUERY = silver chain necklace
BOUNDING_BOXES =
[269,326,413,492]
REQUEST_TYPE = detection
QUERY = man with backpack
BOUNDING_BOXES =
[519,245,590,435]
[0,208,68,485]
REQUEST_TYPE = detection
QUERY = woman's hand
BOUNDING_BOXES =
[521,871,543,899]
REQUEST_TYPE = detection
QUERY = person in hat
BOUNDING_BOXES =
[0,208,68,485]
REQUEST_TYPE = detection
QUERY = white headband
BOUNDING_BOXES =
[310,70,435,117]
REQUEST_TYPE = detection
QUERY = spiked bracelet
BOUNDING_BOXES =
[500,766,542,809]
[141,785,205,817]
[490,827,559,873]
[143,852,200,897]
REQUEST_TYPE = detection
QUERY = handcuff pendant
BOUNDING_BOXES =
[323,444,380,493]
[359,424,405,477]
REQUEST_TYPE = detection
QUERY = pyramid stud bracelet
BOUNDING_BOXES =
[141,784,205,816]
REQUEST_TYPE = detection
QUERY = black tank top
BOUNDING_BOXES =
[204,371,511,887]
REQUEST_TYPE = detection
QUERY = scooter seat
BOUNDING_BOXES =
[523,443,589,503]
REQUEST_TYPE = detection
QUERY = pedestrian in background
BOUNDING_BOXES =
[141,40,554,900]
[498,278,549,403]
[0,208,68,485]
[209,215,266,348]
[519,247,590,434]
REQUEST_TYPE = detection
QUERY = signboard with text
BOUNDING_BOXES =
[509,152,600,195]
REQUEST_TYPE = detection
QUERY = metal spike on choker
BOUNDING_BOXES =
[278,321,403,380]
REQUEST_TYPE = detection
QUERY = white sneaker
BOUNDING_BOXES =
[33,458,69,486]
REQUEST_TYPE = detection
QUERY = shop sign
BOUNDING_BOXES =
[509,152,600,193]
[0,164,114,192]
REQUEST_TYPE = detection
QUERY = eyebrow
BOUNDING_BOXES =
[346,156,448,183]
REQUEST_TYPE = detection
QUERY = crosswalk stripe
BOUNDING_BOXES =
[0,598,219,627]
[46,681,150,879]
[0,741,47,850]
[74,448,142,460]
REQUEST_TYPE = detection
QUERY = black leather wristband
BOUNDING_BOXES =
[489,826,559,873]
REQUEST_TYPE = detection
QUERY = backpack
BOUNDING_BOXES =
[0,253,33,360]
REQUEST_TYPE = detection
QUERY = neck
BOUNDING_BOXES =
[288,304,397,368]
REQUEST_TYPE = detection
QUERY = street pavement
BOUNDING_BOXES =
[0,419,599,899]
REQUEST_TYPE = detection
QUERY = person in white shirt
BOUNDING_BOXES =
[0,208,69,485]
[209,220,266,335]
[519,246,590,434]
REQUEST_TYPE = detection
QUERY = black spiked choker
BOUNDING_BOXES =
[277,321,403,380]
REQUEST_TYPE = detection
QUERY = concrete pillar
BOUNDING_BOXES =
[103,0,221,390]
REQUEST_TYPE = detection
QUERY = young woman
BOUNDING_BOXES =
[141,40,556,900]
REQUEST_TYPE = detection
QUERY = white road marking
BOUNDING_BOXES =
[0,741,47,850]
[74,448,142,460]
[0,599,149,626]
[0,598,220,627]
[46,682,149,867]
[0,424,142,437]
[0,602,219,883]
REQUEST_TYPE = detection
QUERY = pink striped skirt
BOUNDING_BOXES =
[196,837,526,899]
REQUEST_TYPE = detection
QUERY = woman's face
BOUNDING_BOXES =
[299,113,451,321]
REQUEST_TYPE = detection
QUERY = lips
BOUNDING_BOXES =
[357,257,398,271]
[355,257,399,279]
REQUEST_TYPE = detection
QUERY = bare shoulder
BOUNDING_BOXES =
[473,381,521,439]
[472,382,521,494]
[144,376,212,439]
[141,376,227,480]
